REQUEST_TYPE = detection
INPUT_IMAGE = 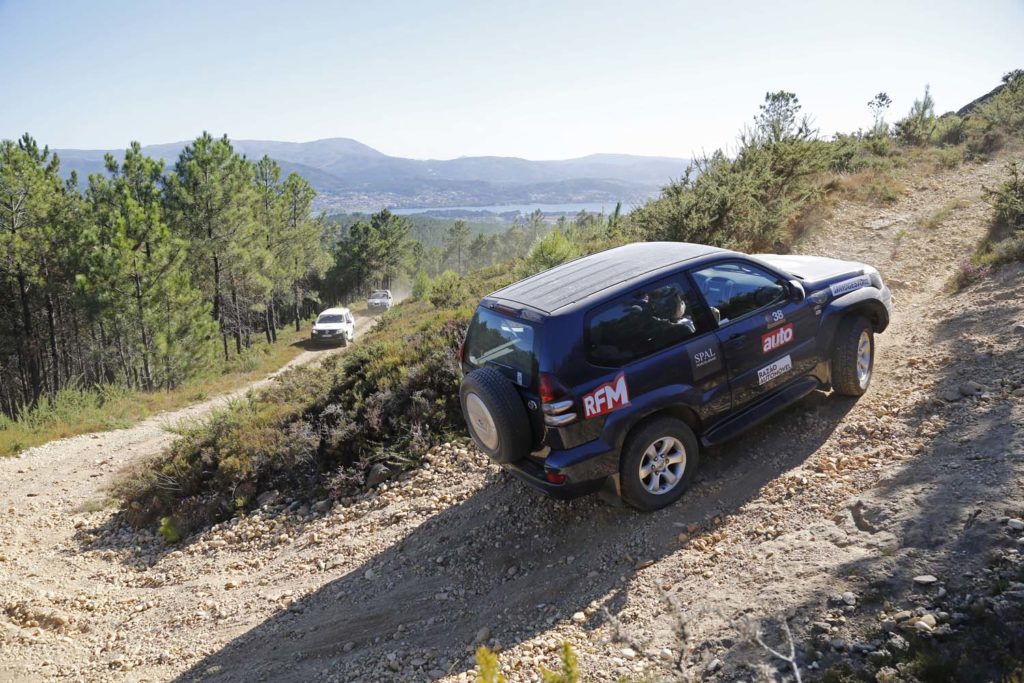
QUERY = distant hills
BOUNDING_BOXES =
[53,138,690,213]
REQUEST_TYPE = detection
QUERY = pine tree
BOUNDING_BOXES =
[443,219,472,274]
[165,133,258,359]
[84,143,215,389]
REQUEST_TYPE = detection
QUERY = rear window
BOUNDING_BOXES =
[586,275,704,366]
[464,308,537,387]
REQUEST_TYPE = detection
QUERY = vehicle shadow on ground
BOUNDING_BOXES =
[289,338,349,352]
[171,392,857,682]
[721,276,1024,677]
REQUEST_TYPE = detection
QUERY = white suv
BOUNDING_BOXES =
[368,289,394,311]
[311,307,355,346]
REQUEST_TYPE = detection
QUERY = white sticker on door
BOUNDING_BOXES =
[757,354,793,385]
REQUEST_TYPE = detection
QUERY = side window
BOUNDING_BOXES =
[691,261,787,325]
[586,275,705,366]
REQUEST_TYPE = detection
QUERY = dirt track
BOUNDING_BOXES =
[2,156,1024,682]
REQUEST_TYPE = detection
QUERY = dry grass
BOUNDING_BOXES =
[916,198,970,230]
[830,169,906,205]
[0,321,316,457]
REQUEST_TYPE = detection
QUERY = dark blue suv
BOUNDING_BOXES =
[459,242,892,511]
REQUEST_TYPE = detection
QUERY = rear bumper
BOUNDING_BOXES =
[505,439,619,499]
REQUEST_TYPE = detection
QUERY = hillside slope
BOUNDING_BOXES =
[53,138,690,212]
[0,153,1022,681]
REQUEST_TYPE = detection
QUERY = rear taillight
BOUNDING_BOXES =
[545,471,567,485]
[539,373,577,427]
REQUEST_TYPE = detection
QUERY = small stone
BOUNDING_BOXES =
[473,626,491,645]
[1008,519,1024,531]
[892,610,913,622]
[366,463,392,487]
[256,490,279,507]
[959,381,984,396]
[913,575,939,585]
[659,647,674,661]
[313,499,332,514]
[940,387,962,402]
[343,642,355,652]
[830,638,846,651]
[571,612,586,624]
[706,658,722,673]
[841,591,857,606]
[920,614,937,628]
[621,647,637,660]
[887,634,909,652]
[915,620,933,633]
[1013,322,1024,335]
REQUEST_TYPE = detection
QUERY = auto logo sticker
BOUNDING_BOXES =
[582,372,630,419]
[829,275,871,297]
[757,354,793,385]
[686,337,723,382]
[761,323,794,353]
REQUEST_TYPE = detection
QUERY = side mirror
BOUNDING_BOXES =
[788,279,806,302]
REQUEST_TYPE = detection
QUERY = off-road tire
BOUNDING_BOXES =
[460,368,531,464]
[619,416,699,512]
[340,334,348,347]
[832,315,873,396]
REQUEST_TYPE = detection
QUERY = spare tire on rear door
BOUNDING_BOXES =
[460,367,531,464]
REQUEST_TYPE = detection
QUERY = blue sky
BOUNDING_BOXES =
[1,0,1022,159]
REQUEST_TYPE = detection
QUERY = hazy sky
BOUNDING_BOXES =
[2,0,1022,160]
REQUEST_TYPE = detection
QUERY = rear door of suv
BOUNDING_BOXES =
[689,259,818,408]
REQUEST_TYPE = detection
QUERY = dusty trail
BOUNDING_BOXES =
[1,156,1023,683]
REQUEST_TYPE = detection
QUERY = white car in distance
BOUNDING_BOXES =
[311,307,355,346]
[368,289,394,311]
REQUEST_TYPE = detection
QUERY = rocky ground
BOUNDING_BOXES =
[2,154,1023,683]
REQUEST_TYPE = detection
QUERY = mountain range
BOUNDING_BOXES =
[54,138,690,213]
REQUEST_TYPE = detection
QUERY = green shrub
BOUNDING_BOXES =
[517,229,581,277]
[429,270,467,309]
[954,163,1024,289]
[896,86,937,145]
[411,269,432,301]
[158,516,182,544]
[988,162,1024,233]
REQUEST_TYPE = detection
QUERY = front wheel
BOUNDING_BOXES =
[832,316,873,396]
[619,417,699,512]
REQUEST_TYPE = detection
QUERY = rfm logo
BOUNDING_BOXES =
[582,372,630,419]
[761,323,794,353]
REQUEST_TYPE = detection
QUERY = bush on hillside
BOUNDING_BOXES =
[517,229,581,277]
[429,270,467,308]
[411,269,432,300]
[121,265,516,533]
[988,161,1024,233]
[954,162,1024,289]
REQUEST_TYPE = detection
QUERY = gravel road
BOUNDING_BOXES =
[2,156,1023,682]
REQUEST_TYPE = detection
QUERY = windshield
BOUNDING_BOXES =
[464,308,536,387]
[370,290,390,298]
[317,315,348,324]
